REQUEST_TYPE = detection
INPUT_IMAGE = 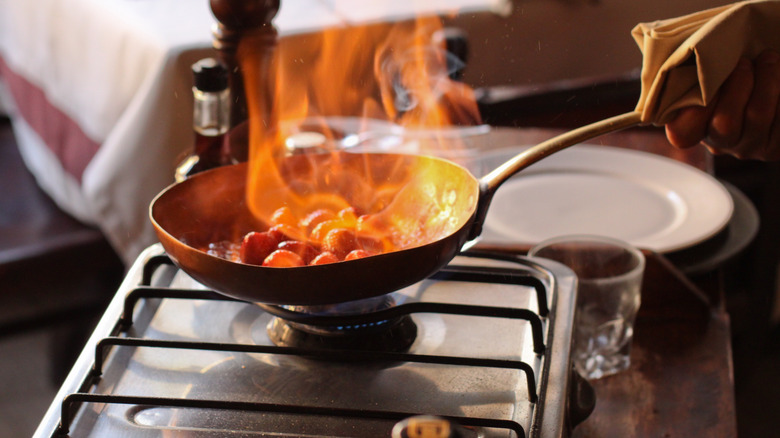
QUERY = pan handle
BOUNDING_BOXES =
[468,111,642,240]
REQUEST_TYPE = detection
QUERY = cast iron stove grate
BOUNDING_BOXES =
[35,244,590,438]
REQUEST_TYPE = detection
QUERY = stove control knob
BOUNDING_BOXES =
[392,415,466,438]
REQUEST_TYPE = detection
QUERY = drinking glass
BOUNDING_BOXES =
[529,235,645,379]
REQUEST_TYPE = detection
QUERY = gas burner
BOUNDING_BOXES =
[266,315,417,352]
[260,295,418,352]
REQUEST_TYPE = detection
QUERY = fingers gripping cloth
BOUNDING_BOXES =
[632,0,780,125]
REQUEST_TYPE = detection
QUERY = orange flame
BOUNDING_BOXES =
[237,16,482,256]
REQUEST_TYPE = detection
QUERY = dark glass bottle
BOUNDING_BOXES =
[175,58,231,182]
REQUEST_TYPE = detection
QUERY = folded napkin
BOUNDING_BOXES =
[632,0,780,124]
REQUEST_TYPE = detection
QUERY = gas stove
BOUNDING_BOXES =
[35,243,591,437]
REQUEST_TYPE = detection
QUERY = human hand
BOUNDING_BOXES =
[665,49,780,161]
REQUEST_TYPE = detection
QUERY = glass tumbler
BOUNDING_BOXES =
[529,235,645,379]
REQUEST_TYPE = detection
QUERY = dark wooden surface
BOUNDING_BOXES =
[574,253,736,437]
[0,117,123,382]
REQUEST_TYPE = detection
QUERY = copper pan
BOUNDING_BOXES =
[151,111,640,305]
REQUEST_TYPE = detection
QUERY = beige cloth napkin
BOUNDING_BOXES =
[632,0,780,124]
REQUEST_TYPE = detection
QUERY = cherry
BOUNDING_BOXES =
[239,231,278,265]
[262,249,305,267]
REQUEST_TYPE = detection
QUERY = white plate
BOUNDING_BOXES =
[480,145,734,253]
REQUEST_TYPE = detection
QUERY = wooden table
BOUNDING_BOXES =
[573,252,736,437]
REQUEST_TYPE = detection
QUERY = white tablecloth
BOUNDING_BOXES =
[0,0,508,264]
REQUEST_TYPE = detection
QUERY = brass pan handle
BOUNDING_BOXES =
[468,111,643,241]
[481,111,642,192]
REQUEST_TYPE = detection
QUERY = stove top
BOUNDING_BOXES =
[35,243,588,437]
